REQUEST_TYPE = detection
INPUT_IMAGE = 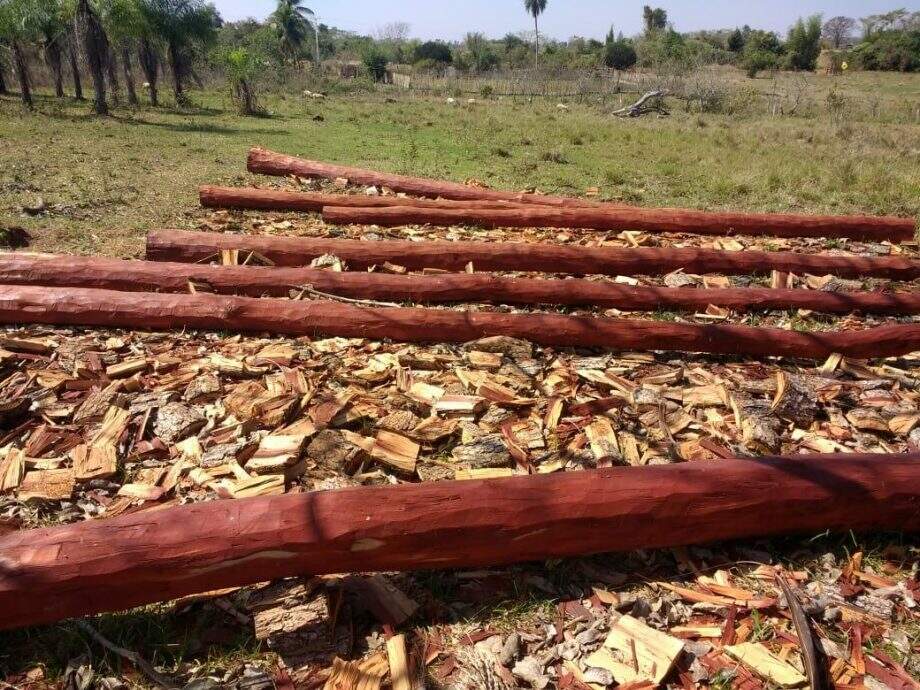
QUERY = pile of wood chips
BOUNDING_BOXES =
[1,200,919,690]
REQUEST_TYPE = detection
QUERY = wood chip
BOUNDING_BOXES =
[71,443,118,482]
[18,468,76,502]
[386,634,411,690]
[584,614,684,686]
[370,430,419,474]
[0,447,25,493]
[724,643,807,687]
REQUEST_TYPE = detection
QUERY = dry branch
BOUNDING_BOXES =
[146,229,920,281]
[247,147,605,208]
[1,453,919,630]
[4,253,920,315]
[611,89,669,117]
[322,205,916,242]
[1,285,919,358]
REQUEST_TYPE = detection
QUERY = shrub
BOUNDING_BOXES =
[604,35,638,70]
[413,40,452,65]
[742,49,779,78]
[362,47,388,82]
[855,30,920,72]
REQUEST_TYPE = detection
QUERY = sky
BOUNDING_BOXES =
[211,1,920,41]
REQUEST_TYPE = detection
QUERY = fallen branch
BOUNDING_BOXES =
[0,285,919,358]
[2,453,919,630]
[146,230,920,281]
[75,620,177,689]
[612,90,669,117]
[322,205,916,243]
[4,253,920,316]
[247,147,605,208]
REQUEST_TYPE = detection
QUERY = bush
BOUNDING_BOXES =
[362,47,388,82]
[855,30,920,72]
[604,36,638,70]
[413,40,452,65]
[742,49,779,78]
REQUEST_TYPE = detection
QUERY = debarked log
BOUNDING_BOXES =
[199,185,531,213]
[1,453,919,630]
[247,146,607,208]
[322,205,917,243]
[1,285,920,359]
[4,252,920,316]
[146,229,920,281]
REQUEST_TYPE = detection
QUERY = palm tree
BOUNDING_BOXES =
[140,0,217,106]
[99,0,145,105]
[272,0,313,63]
[76,0,111,114]
[524,0,547,68]
[0,0,42,108]
[37,1,68,98]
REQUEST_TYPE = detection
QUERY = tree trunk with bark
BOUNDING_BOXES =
[167,39,185,105]
[68,36,84,100]
[106,46,120,106]
[76,0,109,115]
[44,36,65,98]
[1,285,919,359]
[121,44,138,105]
[146,229,920,281]
[11,41,32,109]
[6,252,920,317]
[138,36,158,106]
[0,59,7,94]
[1,452,918,631]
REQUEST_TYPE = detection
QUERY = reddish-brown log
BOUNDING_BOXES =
[323,205,917,243]
[5,252,920,316]
[2,453,919,630]
[200,185,530,212]
[146,229,920,281]
[247,146,607,208]
[1,285,920,359]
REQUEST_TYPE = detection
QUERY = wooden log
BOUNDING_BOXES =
[1,452,919,630]
[1,284,919,359]
[5,252,920,316]
[247,147,606,208]
[145,229,920,281]
[323,205,917,243]
[199,185,530,212]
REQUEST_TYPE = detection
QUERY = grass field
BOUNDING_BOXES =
[1,71,918,257]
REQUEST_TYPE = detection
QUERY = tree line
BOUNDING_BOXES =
[2,0,919,117]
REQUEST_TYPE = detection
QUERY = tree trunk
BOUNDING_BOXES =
[247,147,610,208]
[2,285,920,359]
[77,0,109,115]
[121,44,138,106]
[0,56,8,95]
[68,38,84,100]
[146,229,920,281]
[323,205,915,243]
[106,46,120,106]
[1,452,919,631]
[6,252,920,317]
[200,185,542,212]
[167,39,185,105]
[138,36,158,106]
[11,41,32,109]
[44,37,65,98]
[534,15,539,68]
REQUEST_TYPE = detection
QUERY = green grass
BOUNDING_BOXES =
[1,73,918,258]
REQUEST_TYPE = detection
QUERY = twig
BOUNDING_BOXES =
[288,284,401,308]
[74,619,177,689]
[776,573,827,690]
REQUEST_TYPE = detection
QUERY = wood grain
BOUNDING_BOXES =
[4,252,920,315]
[323,205,917,243]
[1,453,919,630]
[146,229,920,281]
[2,285,920,358]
